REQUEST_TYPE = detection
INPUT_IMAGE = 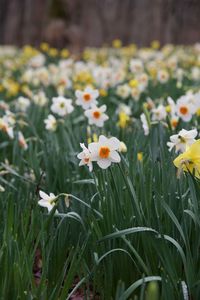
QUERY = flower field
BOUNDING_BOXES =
[0,42,200,299]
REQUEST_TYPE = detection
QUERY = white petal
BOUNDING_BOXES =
[100,105,107,112]
[107,137,120,150]
[88,162,93,172]
[75,90,82,98]
[39,191,50,201]
[38,200,53,212]
[38,199,48,207]
[88,142,99,153]
[99,135,108,144]
[50,193,55,198]
[97,159,111,169]
[77,152,84,159]
[110,151,121,162]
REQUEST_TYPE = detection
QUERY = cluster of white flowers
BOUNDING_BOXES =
[176,91,200,122]
[44,86,109,131]
[140,91,200,135]
[77,135,121,171]
[0,110,28,150]
[44,96,74,131]
[0,111,15,139]
[75,86,109,127]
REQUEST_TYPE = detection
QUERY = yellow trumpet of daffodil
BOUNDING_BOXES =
[173,139,200,179]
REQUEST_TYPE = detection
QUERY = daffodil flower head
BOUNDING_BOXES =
[173,139,200,179]
[38,191,58,213]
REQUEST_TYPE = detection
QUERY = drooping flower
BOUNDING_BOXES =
[167,129,197,153]
[140,113,149,135]
[77,143,93,171]
[88,135,121,169]
[0,117,14,139]
[173,139,200,179]
[38,191,57,212]
[44,114,57,132]
[18,131,28,150]
[51,96,74,117]
[84,104,109,127]
[75,86,99,110]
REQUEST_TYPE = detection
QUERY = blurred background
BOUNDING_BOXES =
[0,0,200,51]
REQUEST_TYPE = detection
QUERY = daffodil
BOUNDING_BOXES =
[75,87,99,110]
[84,104,109,127]
[44,114,57,132]
[88,135,121,169]
[51,97,74,117]
[38,191,57,212]
[118,112,130,129]
[173,139,200,178]
[77,143,93,172]
[167,129,197,153]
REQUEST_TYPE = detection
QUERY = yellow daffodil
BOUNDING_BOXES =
[129,79,138,88]
[165,105,171,113]
[137,152,143,162]
[196,108,200,116]
[112,39,122,48]
[151,40,160,50]
[118,112,130,129]
[99,89,108,97]
[49,48,58,57]
[173,139,200,178]
[60,49,69,58]
[40,43,49,52]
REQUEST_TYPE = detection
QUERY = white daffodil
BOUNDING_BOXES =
[44,114,57,132]
[152,104,167,121]
[75,86,99,110]
[176,96,196,122]
[88,135,121,169]
[77,143,93,172]
[167,128,197,153]
[167,97,177,117]
[137,73,149,92]
[157,70,169,83]
[130,59,144,74]
[16,96,30,112]
[0,117,14,139]
[51,96,74,117]
[140,113,149,136]
[32,91,48,107]
[116,84,131,99]
[38,190,57,212]
[84,104,109,127]
[29,54,46,68]
[117,104,132,116]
